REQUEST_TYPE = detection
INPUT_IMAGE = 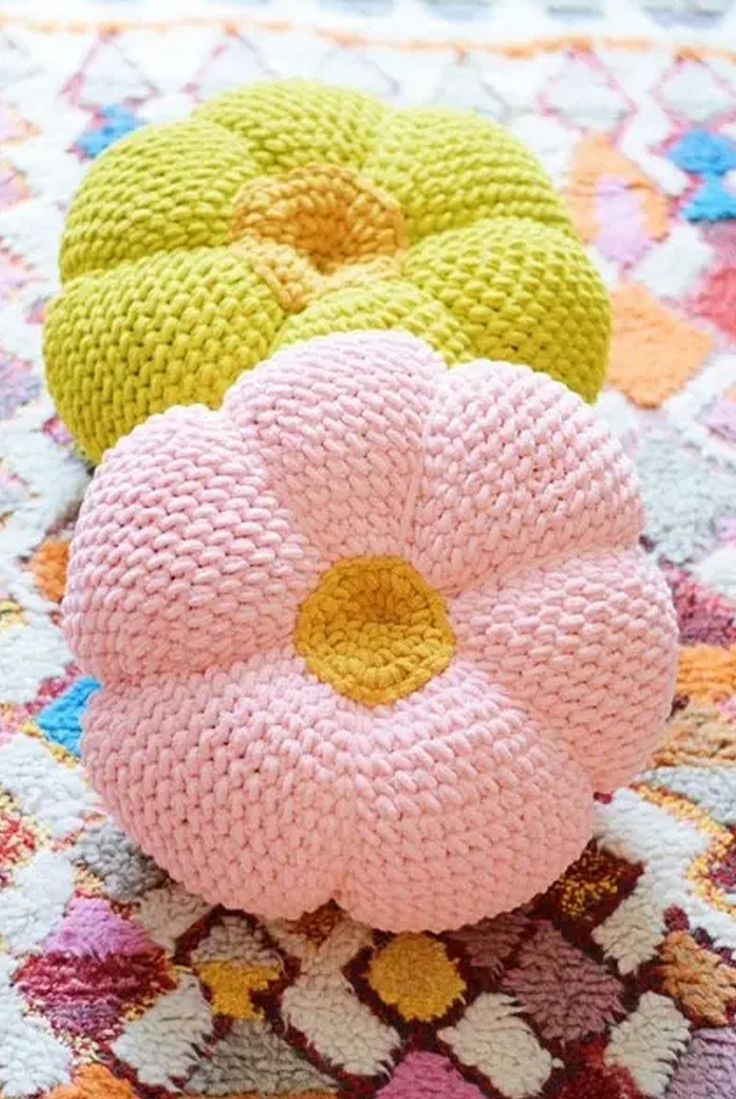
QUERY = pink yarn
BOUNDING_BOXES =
[64,332,678,932]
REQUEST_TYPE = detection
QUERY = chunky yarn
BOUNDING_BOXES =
[45,80,610,461]
[64,332,677,932]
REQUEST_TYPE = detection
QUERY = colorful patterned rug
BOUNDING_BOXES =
[1,14,736,1099]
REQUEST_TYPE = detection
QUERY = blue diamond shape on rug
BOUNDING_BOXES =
[37,676,100,757]
[75,104,142,159]
[669,130,736,222]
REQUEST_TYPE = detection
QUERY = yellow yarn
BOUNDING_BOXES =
[233,163,409,311]
[367,934,466,1022]
[195,961,281,1019]
[44,80,610,461]
[294,557,455,707]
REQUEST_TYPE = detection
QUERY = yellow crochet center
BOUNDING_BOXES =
[44,80,611,462]
[233,163,408,312]
[295,557,455,707]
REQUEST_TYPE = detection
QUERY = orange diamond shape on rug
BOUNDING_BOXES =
[44,1064,139,1098]
[677,645,736,704]
[659,930,736,1025]
[608,284,712,407]
[30,539,69,604]
[652,702,736,768]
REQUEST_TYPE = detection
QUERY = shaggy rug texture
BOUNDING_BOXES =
[1,9,736,1099]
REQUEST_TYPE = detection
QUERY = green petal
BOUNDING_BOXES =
[45,247,286,461]
[365,108,571,242]
[195,79,387,174]
[403,217,610,401]
[60,121,258,281]
[273,279,474,365]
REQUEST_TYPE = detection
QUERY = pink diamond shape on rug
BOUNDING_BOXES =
[0,103,35,143]
[0,159,31,210]
[597,178,650,266]
[668,1029,736,1098]
[377,1052,487,1098]
[44,898,154,958]
[452,911,531,977]
[17,898,174,1040]
[0,349,38,418]
[503,922,624,1042]
[666,568,736,648]
[693,264,736,339]
[0,250,39,303]
[707,396,736,443]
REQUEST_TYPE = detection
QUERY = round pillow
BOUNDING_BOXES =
[64,331,677,932]
[45,79,610,462]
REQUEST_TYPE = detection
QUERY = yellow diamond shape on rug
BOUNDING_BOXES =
[368,933,465,1022]
[196,960,281,1019]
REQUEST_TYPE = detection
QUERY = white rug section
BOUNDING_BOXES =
[4,0,736,46]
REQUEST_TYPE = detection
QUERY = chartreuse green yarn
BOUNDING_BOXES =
[44,80,610,462]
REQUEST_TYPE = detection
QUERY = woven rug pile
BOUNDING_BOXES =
[1,12,736,1099]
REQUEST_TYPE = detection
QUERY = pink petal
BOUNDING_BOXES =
[451,548,678,792]
[338,660,593,932]
[223,330,444,561]
[82,650,349,919]
[407,361,642,595]
[64,406,324,684]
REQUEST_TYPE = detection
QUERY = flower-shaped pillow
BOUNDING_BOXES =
[65,332,676,932]
[45,80,610,462]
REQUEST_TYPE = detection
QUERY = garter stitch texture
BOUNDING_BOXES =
[44,80,610,461]
[64,331,678,932]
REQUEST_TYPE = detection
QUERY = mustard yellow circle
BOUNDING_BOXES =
[295,557,455,707]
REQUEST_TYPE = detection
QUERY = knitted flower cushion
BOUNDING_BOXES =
[64,331,677,932]
[44,80,610,462]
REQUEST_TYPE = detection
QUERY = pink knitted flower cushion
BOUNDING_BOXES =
[64,331,678,932]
